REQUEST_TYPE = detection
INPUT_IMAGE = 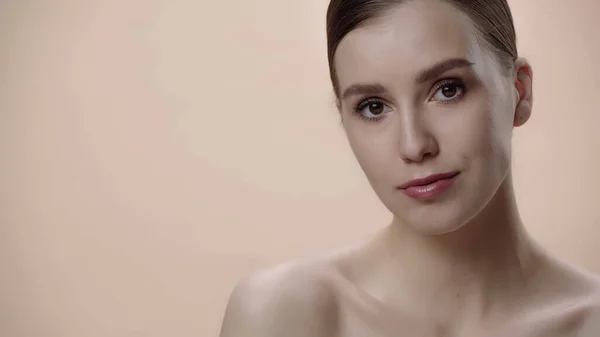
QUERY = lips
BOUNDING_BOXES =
[398,172,460,200]
[398,172,459,189]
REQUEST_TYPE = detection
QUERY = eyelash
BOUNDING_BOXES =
[354,98,387,122]
[352,78,468,122]
[432,78,467,104]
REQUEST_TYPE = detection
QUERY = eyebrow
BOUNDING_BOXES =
[340,58,474,100]
[341,83,387,100]
[415,58,474,84]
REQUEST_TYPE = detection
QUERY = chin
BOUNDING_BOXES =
[400,212,469,236]
[388,192,487,236]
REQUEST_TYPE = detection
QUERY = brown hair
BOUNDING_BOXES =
[326,0,518,97]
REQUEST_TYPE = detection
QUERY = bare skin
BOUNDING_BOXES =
[220,0,600,336]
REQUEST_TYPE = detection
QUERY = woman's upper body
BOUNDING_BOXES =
[219,217,600,336]
[219,229,600,337]
[220,0,600,335]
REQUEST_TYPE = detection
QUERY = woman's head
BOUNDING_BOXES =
[326,0,533,234]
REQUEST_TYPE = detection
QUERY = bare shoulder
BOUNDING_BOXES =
[219,257,340,337]
[515,259,600,335]
[545,265,600,335]
[576,276,600,335]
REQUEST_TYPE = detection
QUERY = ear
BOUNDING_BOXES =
[513,58,533,127]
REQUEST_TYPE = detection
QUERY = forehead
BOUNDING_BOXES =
[334,0,493,90]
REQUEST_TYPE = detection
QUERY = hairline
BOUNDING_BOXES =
[329,1,516,99]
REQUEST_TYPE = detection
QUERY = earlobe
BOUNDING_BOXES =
[513,59,533,127]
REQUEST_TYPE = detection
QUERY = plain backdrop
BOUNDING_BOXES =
[2,0,600,336]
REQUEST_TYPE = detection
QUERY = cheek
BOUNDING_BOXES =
[420,101,497,173]
[345,126,396,182]
[441,103,512,174]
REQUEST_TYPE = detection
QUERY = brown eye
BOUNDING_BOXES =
[368,102,385,115]
[354,99,391,121]
[441,85,457,98]
[431,81,465,102]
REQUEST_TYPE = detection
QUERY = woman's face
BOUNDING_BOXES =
[334,0,531,234]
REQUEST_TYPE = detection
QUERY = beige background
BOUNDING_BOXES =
[2,0,600,336]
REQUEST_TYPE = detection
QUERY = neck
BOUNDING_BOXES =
[371,173,544,324]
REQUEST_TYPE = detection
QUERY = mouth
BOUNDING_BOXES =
[397,172,460,200]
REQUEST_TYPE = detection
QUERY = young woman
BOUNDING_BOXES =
[220,0,600,336]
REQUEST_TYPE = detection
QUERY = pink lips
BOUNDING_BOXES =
[398,172,460,200]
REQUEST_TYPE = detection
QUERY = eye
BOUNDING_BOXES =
[431,80,466,102]
[354,98,391,121]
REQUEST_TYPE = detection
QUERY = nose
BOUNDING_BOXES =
[397,116,439,163]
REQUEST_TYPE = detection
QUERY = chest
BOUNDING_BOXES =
[334,299,591,337]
